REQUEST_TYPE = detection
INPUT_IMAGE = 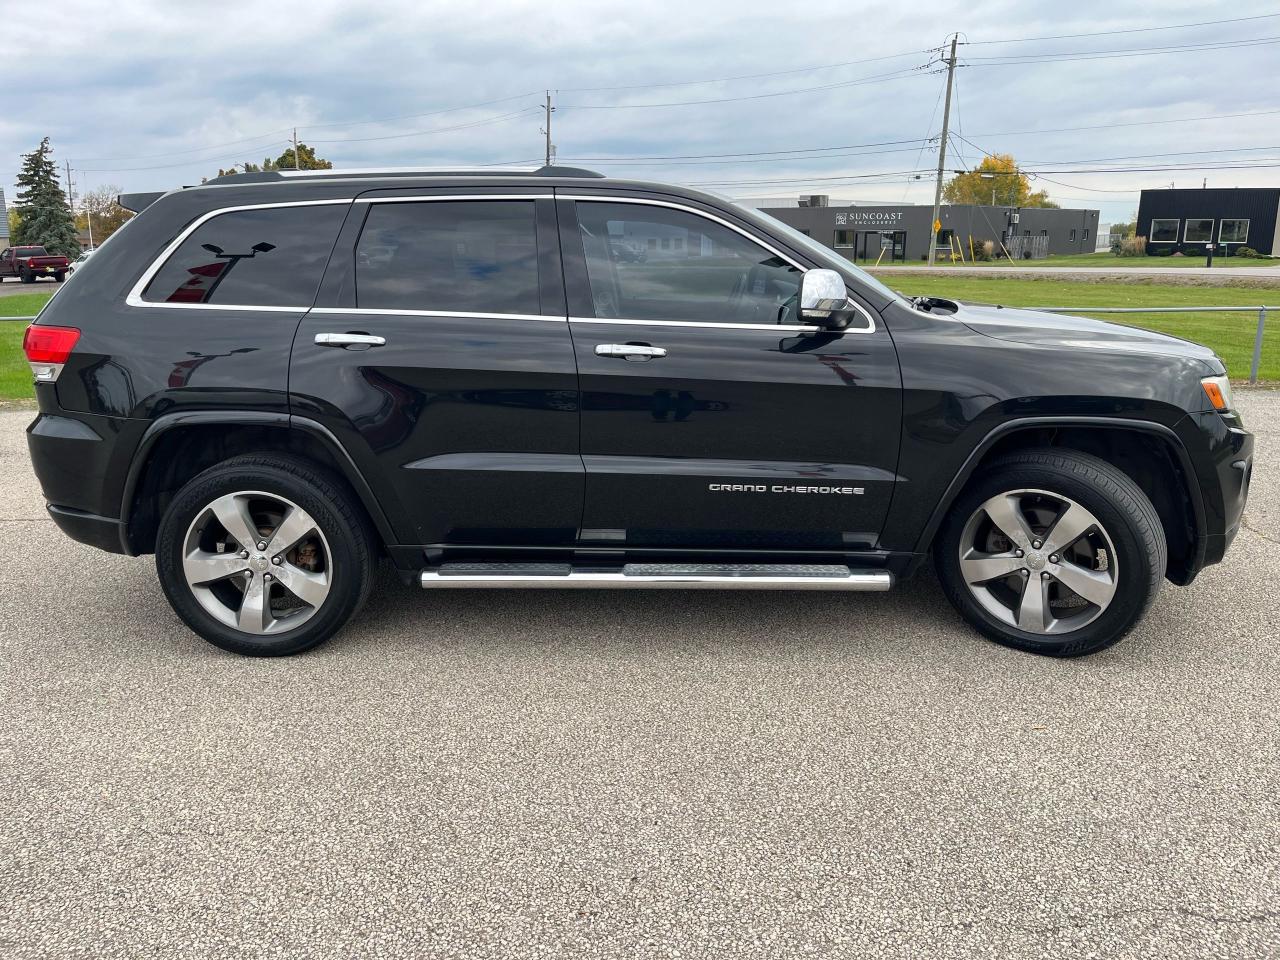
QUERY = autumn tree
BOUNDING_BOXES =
[943,154,1058,209]
[214,142,333,178]
[12,138,81,257]
[74,185,135,245]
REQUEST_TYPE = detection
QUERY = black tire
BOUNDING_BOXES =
[934,448,1166,657]
[155,454,376,656]
[19,269,33,284]
[54,271,66,283]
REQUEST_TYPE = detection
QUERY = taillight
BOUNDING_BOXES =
[22,325,80,382]
[27,258,37,268]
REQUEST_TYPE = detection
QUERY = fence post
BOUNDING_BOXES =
[1251,307,1266,385]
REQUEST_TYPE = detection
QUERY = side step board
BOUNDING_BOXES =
[420,562,893,591]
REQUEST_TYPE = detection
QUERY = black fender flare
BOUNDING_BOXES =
[118,410,399,552]
[909,415,1205,567]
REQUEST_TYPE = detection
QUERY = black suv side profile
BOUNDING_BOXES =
[24,167,1253,657]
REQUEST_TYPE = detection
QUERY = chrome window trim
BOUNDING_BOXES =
[356,194,553,203]
[126,198,353,310]
[311,307,561,322]
[561,194,876,334]
[570,316,821,332]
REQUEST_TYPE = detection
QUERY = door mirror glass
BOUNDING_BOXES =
[799,269,848,321]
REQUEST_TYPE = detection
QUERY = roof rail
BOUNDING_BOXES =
[202,165,605,185]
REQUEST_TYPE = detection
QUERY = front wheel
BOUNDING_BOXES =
[155,455,375,656]
[935,449,1166,657]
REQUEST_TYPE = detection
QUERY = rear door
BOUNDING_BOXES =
[560,193,902,553]
[290,189,582,548]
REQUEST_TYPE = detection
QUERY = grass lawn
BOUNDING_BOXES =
[865,251,1276,269]
[882,275,1280,381]
[0,293,52,400]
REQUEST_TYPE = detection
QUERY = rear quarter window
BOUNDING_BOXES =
[141,203,347,307]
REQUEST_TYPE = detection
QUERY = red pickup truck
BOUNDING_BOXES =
[0,246,70,283]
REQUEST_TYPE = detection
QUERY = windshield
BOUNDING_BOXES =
[749,212,908,305]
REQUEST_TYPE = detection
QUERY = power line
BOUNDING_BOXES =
[557,47,933,92]
[559,63,937,109]
[309,109,538,144]
[69,92,541,164]
[963,12,1280,45]
[962,36,1280,65]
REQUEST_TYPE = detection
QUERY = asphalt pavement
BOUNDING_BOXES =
[1,393,1277,959]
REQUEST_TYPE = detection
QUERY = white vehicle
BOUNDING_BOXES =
[67,250,94,275]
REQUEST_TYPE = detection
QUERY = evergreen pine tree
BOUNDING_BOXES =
[13,138,81,258]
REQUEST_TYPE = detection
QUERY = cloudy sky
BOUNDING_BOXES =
[6,1,1278,222]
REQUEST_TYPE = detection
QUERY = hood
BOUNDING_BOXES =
[954,301,1221,370]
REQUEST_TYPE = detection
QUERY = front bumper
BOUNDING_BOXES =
[1186,411,1253,569]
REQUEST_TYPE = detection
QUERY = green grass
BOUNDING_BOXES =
[865,251,1275,268]
[882,275,1280,381]
[0,292,51,400]
[0,292,54,317]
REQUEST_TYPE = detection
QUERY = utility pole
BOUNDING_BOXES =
[927,34,958,267]
[292,128,301,170]
[64,159,74,214]
[543,91,555,167]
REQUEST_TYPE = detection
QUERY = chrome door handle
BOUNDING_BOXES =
[315,332,386,348]
[594,343,667,361]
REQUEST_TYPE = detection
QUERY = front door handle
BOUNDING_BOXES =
[595,343,667,361]
[315,332,387,349]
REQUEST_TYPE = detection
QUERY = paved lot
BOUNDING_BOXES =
[0,278,64,299]
[1,394,1277,959]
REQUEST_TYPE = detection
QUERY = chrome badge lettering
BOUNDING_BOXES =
[708,483,864,495]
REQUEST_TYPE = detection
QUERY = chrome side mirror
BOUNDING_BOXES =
[799,269,848,321]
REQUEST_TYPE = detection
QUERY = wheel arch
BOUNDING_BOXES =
[120,412,398,555]
[913,417,1206,585]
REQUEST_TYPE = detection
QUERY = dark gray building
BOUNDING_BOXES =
[1135,187,1278,256]
[757,201,1100,263]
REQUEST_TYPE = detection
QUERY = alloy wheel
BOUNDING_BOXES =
[181,491,332,635]
[957,488,1118,635]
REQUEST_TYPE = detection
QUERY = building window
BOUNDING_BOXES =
[834,230,855,247]
[1220,219,1250,244]
[1184,218,1214,243]
[1149,219,1179,242]
[1083,228,1090,241]
[1069,228,1077,242]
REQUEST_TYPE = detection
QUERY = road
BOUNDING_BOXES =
[0,278,63,300]
[1,393,1277,959]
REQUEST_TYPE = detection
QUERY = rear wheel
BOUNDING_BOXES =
[935,449,1165,657]
[19,269,33,284]
[155,455,375,656]
[54,271,66,282]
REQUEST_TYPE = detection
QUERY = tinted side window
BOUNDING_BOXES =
[143,204,347,306]
[355,201,539,314]
[576,201,801,325]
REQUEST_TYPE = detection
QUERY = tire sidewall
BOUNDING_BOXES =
[156,461,368,656]
[936,459,1159,657]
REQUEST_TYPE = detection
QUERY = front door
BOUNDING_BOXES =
[561,196,902,554]
[291,192,582,548]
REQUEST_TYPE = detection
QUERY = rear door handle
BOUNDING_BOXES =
[315,332,386,348]
[595,343,667,361]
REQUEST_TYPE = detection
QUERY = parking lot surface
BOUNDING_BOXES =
[1,393,1277,959]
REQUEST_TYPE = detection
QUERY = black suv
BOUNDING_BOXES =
[24,167,1253,657]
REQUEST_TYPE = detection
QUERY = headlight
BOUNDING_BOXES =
[1200,375,1234,412]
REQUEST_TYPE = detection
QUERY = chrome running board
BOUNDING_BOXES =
[420,562,893,591]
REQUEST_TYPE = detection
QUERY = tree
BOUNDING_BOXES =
[213,142,333,179]
[12,138,80,257]
[942,153,1059,209]
[75,185,135,246]
[7,207,19,239]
